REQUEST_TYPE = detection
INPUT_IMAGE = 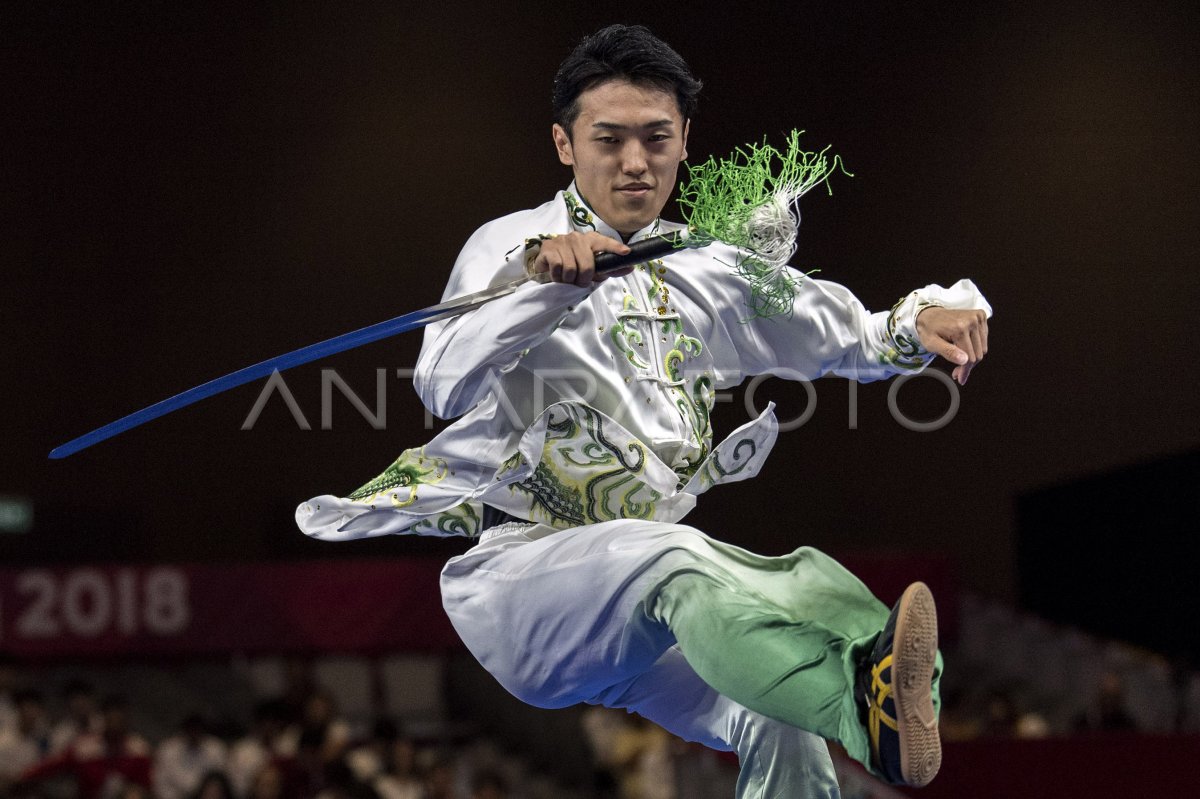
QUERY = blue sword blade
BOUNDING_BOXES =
[48,275,530,459]
[49,231,695,459]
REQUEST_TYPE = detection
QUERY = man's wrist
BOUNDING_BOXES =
[881,292,941,369]
[914,302,945,343]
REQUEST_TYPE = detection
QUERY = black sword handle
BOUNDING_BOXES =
[593,230,693,274]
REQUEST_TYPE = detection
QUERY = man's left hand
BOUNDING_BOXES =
[915,307,989,385]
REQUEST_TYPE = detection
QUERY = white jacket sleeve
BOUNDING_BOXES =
[414,224,591,419]
[717,272,992,383]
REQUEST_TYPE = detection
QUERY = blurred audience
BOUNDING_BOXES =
[228,700,296,798]
[9,690,521,799]
[0,689,51,785]
[247,762,286,799]
[50,680,104,755]
[22,694,153,798]
[376,730,424,799]
[192,770,237,799]
[153,715,228,799]
[346,718,424,799]
[2,641,1191,799]
[581,707,675,799]
[299,691,352,768]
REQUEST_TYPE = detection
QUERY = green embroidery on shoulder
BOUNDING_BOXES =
[563,191,596,231]
[347,447,448,507]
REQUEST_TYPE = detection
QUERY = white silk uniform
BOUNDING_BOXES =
[296,185,991,797]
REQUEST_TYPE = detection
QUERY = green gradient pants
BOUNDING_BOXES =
[441,519,942,798]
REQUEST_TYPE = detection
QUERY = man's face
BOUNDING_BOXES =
[553,79,689,237]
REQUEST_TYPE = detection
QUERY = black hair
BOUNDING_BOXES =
[553,24,702,136]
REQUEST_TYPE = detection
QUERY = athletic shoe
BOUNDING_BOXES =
[857,581,941,787]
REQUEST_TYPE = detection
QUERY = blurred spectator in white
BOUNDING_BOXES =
[347,717,425,799]
[153,714,228,799]
[314,758,381,799]
[50,680,104,754]
[346,718,394,784]
[1013,710,1051,739]
[21,694,153,798]
[192,770,236,799]
[229,700,297,798]
[375,726,425,799]
[0,689,51,786]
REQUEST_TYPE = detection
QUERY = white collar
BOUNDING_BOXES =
[565,181,667,244]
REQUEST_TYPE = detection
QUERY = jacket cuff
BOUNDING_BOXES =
[880,279,992,371]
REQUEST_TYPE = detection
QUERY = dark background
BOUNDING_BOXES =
[6,1,1198,612]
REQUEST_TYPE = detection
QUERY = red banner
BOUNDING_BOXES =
[0,559,460,657]
[0,553,954,658]
[922,734,1200,798]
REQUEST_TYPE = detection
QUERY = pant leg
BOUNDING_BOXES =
[441,519,937,775]
[634,534,892,767]
[646,536,946,770]
[592,646,840,799]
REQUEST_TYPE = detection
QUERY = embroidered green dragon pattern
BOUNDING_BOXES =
[503,404,664,528]
[347,447,449,508]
